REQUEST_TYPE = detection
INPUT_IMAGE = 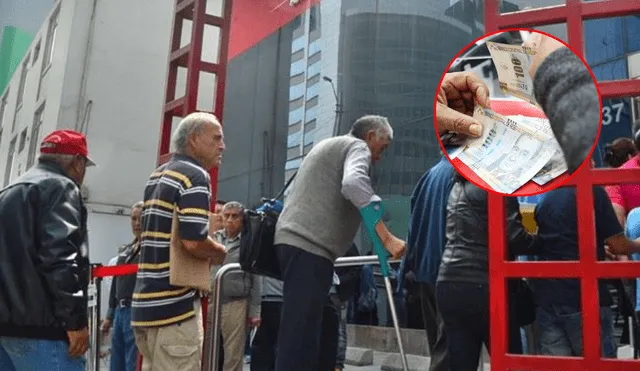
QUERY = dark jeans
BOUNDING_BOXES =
[274,244,334,371]
[537,305,617,358]
[0,338,85,371]
[110,307,137,371]
[436,282,522,371]
[251,301,282,371]
[317,302,340,371]
[417,282,450,371]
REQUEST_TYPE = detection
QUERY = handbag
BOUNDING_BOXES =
[169,209,211,292]
[239,172,297,280]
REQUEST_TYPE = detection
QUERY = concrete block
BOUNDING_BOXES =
[380,353,430,371]
[344,346,374,366]
[347,324,429,356]
[618,345,634,359]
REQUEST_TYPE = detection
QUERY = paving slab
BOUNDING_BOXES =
[345,346,374,366]
[380,353,429,371]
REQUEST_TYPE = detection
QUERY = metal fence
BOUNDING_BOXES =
[204,255,392,371]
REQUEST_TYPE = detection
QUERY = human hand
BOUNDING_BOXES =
[436,71,490,137]
[247,317,261,328]
[209,239,227,265]
[382,235,407,260]
[522,32,566,80]
[101,319,111,336]
[67,328,89,357]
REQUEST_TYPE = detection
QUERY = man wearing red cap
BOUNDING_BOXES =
[0,129,96,370]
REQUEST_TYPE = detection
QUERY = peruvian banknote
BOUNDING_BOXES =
[457,107,556,194]
[508,115,568,185]
[532,145,568,185]
[486,41,538,107]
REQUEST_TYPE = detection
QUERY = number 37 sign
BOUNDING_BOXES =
[601,100,629,126]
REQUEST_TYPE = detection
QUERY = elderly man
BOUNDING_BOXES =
[132,112,227,371]
[212,201,261,371]
[274,115,406,370]
[102,202,144,371]
[0,130,95,370]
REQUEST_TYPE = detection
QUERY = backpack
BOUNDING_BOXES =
[357,264,378,312]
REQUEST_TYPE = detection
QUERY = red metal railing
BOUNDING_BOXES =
[485,0,640,369]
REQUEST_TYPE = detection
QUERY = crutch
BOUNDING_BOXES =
[360,201,409,371]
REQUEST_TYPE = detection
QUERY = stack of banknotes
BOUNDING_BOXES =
[448,41,568,193]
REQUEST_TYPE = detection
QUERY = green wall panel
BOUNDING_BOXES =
[0,26,33,96]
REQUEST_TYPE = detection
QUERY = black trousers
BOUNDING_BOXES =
[436,282,522,371]
[251,301,282,371]
[417,282,450,371]
[251,297,341,371]
[274,244,335,371]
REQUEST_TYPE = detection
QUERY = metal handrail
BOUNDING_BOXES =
[204,255,395,371]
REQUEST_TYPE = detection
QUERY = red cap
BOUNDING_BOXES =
[40,130,96,166]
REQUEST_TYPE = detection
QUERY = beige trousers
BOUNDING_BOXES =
[134,300,203,371]
[220,299,248,371]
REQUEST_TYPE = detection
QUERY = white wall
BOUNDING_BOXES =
[78,0,173,209]
[0,0,180,263]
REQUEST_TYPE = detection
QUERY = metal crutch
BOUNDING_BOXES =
[360,201,409,371]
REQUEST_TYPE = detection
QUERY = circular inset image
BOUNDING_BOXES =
[434,28,602,196]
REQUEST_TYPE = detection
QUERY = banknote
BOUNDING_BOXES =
[510,116,568,185]
[486,42,538,107]
[532,144,568,185]
[457,107,556,194]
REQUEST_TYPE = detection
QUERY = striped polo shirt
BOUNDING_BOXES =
[131,154,211,327]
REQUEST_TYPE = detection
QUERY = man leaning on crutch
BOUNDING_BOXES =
[272,115,406,371]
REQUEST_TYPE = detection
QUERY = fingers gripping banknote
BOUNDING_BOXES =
[486,42,538,107]
[457,107,556,194]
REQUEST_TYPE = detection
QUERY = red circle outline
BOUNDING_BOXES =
[433,27,603,197]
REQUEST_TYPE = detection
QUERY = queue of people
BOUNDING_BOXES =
[1,31,640,371]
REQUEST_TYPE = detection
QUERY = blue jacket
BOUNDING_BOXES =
[405,153,455,285]
[627,208,640,311]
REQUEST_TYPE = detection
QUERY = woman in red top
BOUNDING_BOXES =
[606,120,640,226]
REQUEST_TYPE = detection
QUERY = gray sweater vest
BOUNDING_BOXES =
[275,135,363,262]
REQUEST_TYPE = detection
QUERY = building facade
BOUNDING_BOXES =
[0,0,294,275]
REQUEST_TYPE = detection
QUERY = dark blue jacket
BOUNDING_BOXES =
[405,152,455,285]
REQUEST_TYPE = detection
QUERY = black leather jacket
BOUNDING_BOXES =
[0,161,89,341]
[437,179,539,285]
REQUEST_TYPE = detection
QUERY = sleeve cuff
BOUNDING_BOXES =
[65,313,89,331]
[249,304,261,318]
[360,195,382,210]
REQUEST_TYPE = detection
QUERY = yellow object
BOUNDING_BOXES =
[520,204,538,234]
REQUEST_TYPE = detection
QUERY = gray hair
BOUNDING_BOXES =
[349,115,393,141]
[171,112,221,153]
[223,201,244,212]
[39,153,77,167]
[132,201,144,210]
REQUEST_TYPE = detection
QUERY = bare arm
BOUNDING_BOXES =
[606,234,640,256]
[182,237,226,262]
